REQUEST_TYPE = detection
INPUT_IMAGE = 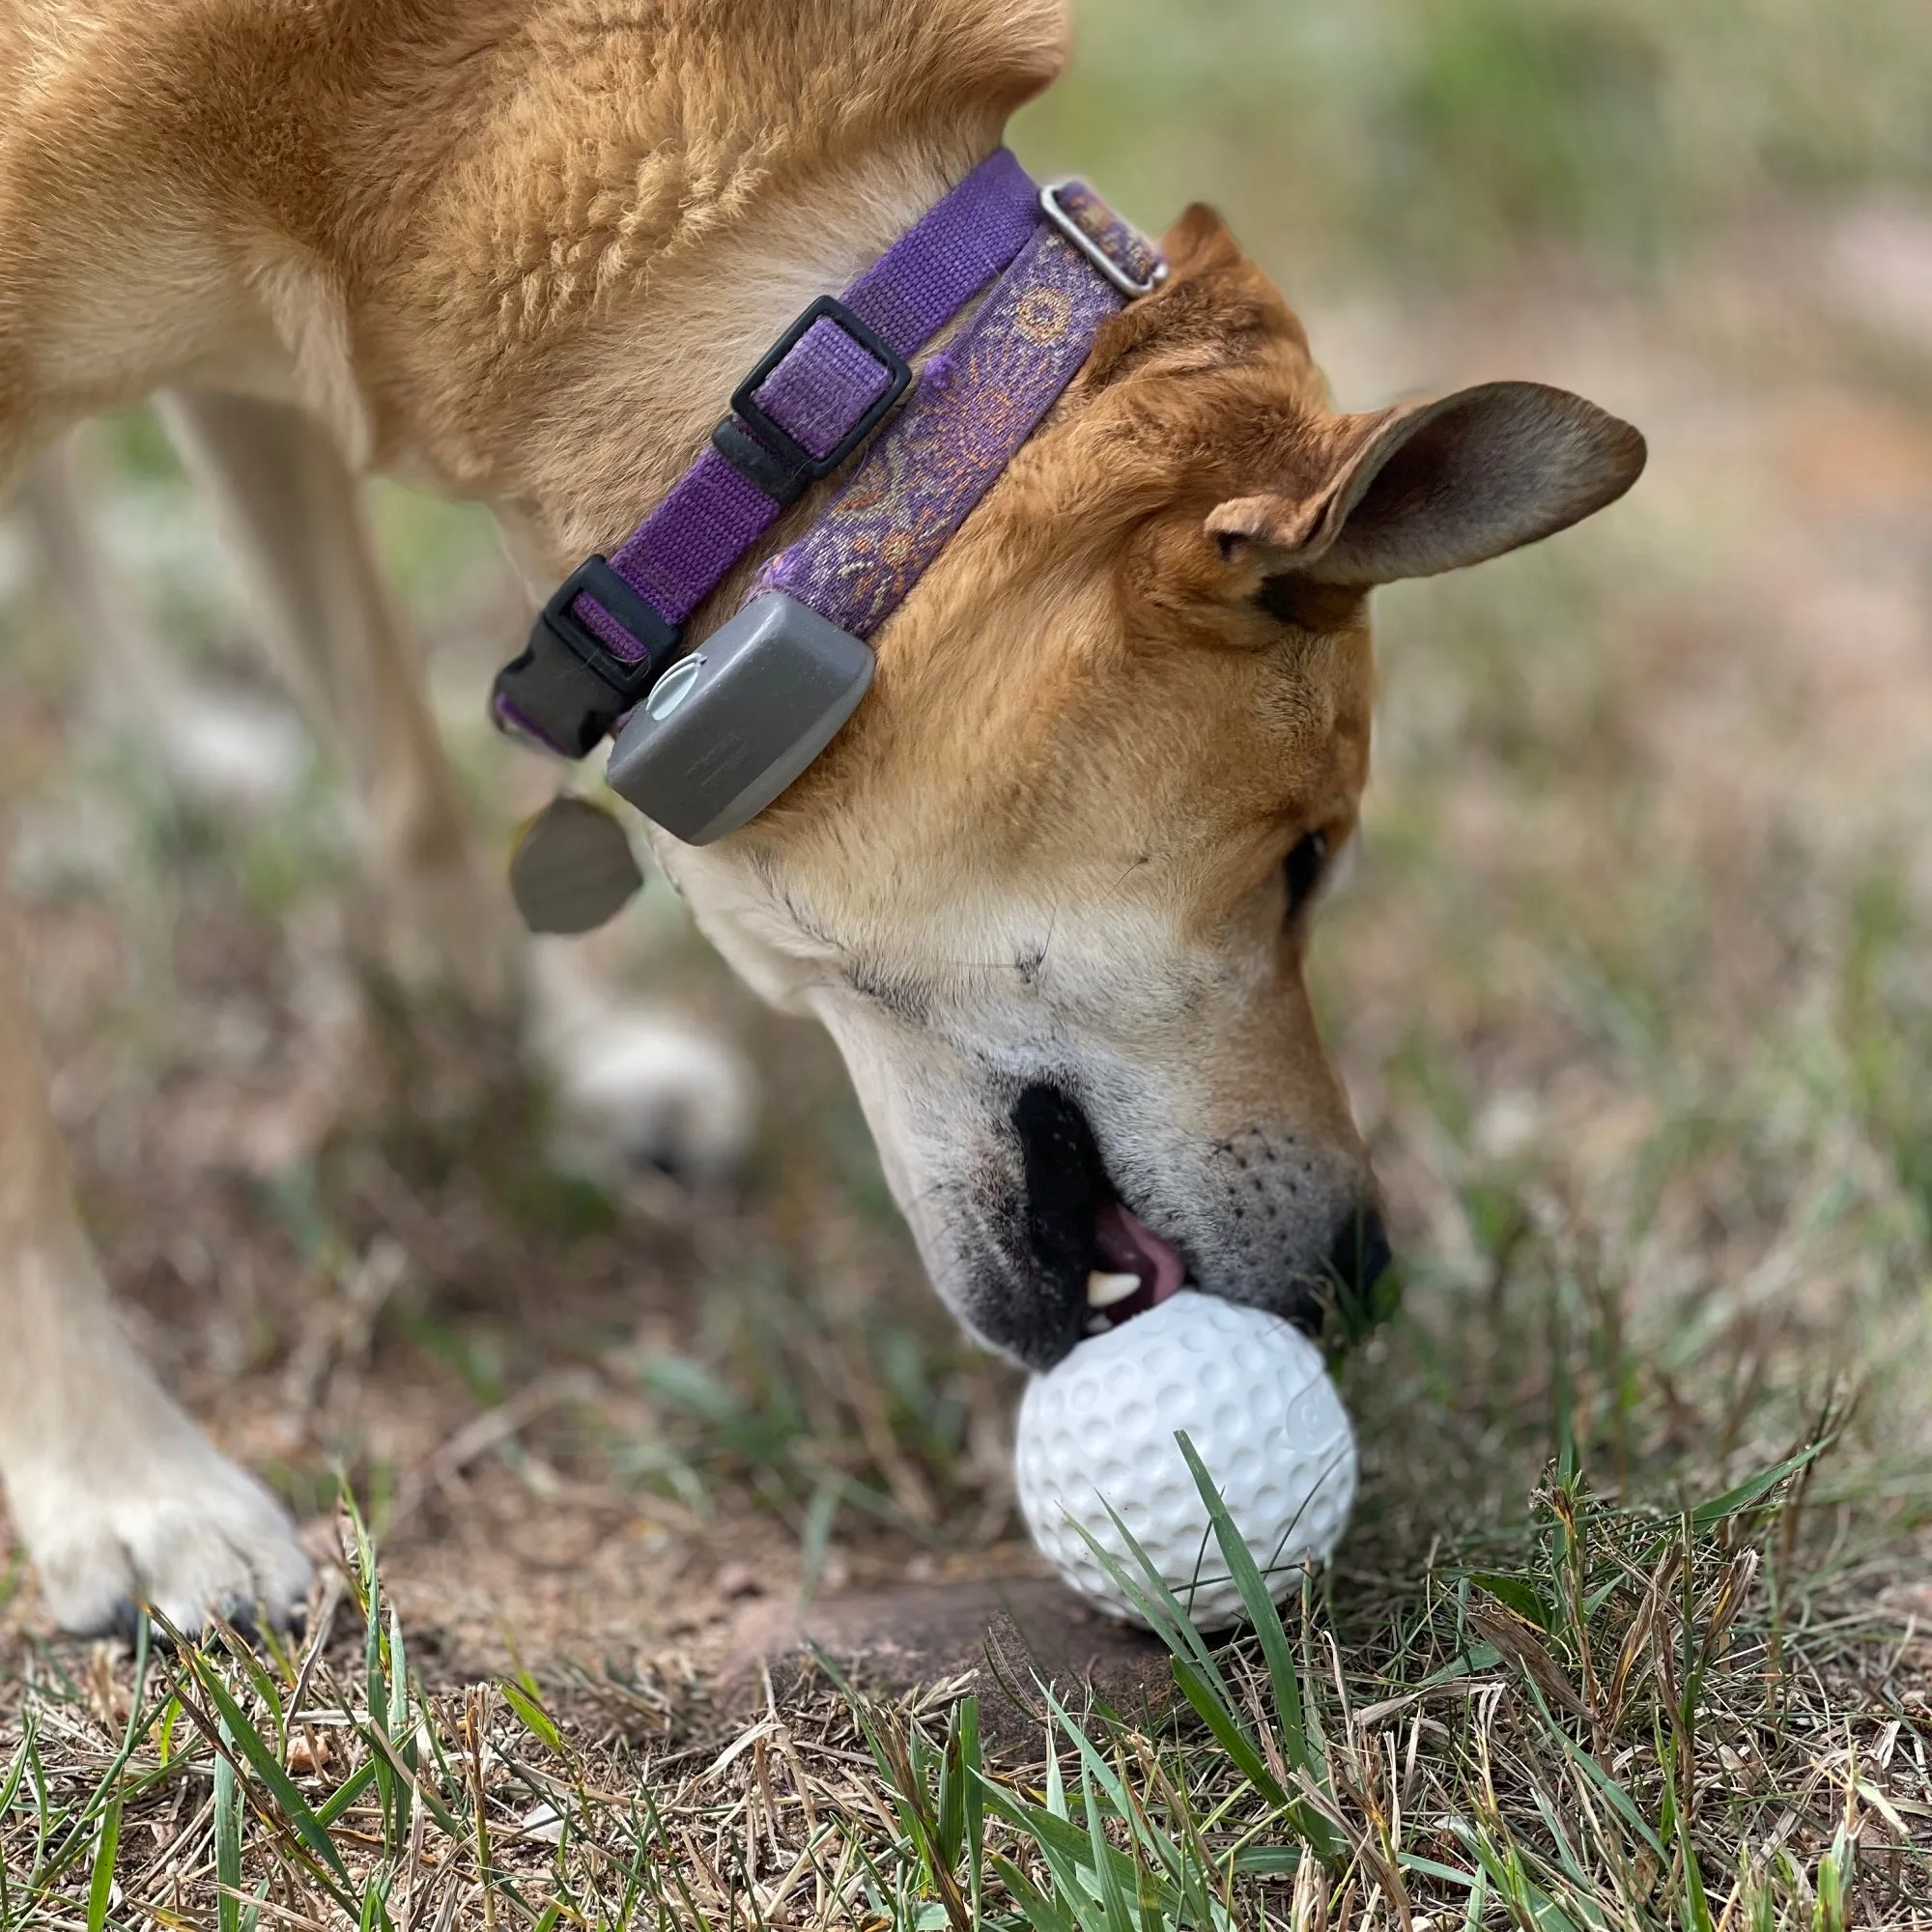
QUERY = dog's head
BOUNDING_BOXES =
[651,208,1644,1369]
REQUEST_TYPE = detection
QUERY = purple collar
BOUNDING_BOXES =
[492,150,1164,777]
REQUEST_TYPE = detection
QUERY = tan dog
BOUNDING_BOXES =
[0,0,1643,1636]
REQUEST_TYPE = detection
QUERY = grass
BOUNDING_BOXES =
[0,1422,1921,1927]
[5,0,1932,1922]
[1014,0,1932,279]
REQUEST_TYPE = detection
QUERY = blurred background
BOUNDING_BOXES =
[2,0,1929,1663]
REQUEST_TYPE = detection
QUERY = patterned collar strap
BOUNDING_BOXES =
[755,182,1161,641]
[492,154,1164,840]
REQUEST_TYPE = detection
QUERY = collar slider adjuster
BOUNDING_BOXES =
[1039,181,1168,299]
[714,295,914,507]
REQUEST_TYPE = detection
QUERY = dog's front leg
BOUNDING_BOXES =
[159,392,756,1181]
[0,895,311,1636]
[156,391,516,1006]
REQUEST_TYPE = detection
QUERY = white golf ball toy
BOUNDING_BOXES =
[1015,1292,1357,1629]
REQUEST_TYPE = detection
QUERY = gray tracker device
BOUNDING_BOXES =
[604,594,874,845]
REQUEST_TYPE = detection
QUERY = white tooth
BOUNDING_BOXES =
[1086,1269,1142,1309]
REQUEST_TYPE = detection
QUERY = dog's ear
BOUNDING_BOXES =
[1208,382,1645,588]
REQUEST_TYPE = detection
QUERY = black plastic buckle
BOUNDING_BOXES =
[490,555,679,759]
[711,296,911,507]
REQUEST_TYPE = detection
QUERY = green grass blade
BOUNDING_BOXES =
[936,1703,966,1872]
[498,1679,562,1752]
[1468,1572,1558,1632]
[799,1472,843,1598]
[1417,1644,1504,1690]
[1398,1852,1483,1888]
[0,1718,29,1925]
[214,1718,243,1932]
[1081,1759,1136,1932]
[1683,1832,1717,1932]
[977,1778,1101,1867]
[0,1717,33,1820]
[385,1601,412,1848]
[1234,1846,1303,1877]
[1450,1819,1581,1932]
[1032,1829,1112,1932]
[357,1864,391,1932]
[361,1554,391,1843]
[1527,1684,1666,1861]
[315,1758,381,1829]
[25,1720,48,1882]
[1045,1723,1066,1820]
[384,1601,410,1740]
[1169,1658,1289,1809]
[362,1723,464,1837]
[960,1697,984,1924]
[1071,1503,1229,1693]
[213,1616,287,1749]
[1037,1690,1192,1913]
[1688,1444,1825,1528]
[990,1853,1080,1932]
[1174,1432,1316,1769]
[86,1793,121,1932]
[1040,1687,1137,1822]
[1530,1787,1597,1896]
[1466,1861,1489,1932]
[184,1654,355,1890]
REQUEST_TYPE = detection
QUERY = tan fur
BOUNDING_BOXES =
[0,0,1641,1633]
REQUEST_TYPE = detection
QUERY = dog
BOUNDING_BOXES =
[0,0,1643,1637]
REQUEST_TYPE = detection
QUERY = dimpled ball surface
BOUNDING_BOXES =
[1015,1292,1356,1629]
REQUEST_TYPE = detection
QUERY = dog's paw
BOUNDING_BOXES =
[547,1009,757,1186]
[14,1438,313,1641]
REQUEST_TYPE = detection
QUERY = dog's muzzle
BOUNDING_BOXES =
[981,1083,1391,1371]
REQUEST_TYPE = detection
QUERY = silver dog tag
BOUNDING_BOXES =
[604,594,874,844]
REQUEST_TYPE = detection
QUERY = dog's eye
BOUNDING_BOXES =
[1257,577,1369,634]
[1284,830,1329,919]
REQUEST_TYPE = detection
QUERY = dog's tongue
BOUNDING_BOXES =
[1093,1200,1186,1304]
